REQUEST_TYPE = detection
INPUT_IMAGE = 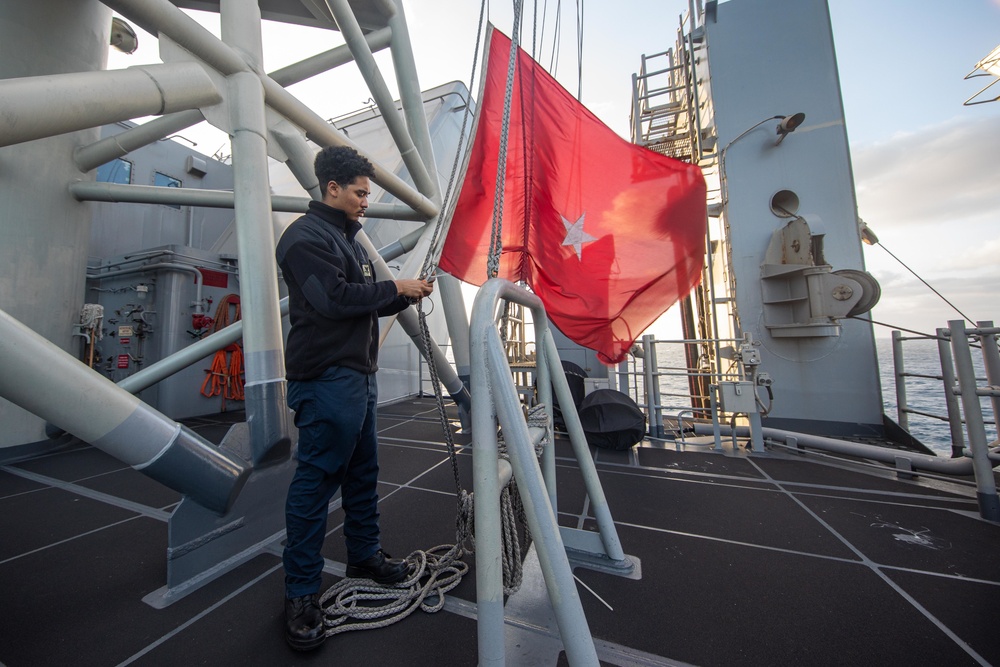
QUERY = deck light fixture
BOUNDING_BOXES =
[774,112,805,145]
[858,218,879,246]
[719,112,806,207]
[110,17,138,54]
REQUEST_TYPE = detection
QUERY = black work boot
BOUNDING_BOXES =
[284,593,325,651]
[346,549,410,584]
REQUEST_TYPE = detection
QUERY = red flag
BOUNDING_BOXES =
[439,28,706,364]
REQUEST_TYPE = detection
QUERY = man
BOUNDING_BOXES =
[275,145,434,651]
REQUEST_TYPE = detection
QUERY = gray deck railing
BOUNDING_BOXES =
[947,321,1000,520]
[890,327,998,458]
[470,278,640,667]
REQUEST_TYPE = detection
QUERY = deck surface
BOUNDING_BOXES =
[1,398,998,666]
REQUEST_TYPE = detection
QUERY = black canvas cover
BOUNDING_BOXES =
[578,389,646,450]
[551,360,587,429]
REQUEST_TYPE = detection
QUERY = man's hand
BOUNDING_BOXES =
[395,279,434,300]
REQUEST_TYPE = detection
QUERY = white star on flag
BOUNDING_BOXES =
[560,212,596,260]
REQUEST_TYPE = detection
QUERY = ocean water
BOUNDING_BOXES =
[875,337,996,456]
[631,338,998,458]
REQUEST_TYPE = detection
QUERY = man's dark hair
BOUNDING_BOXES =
[314,146,375,189]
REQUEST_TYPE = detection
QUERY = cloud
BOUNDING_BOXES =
[851,113,1000,335]
[853,114,1000,229]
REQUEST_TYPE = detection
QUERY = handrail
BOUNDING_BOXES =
[469,278,599,666]
[949,321,1000,521]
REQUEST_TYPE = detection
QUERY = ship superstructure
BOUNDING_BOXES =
[0,1,997,665]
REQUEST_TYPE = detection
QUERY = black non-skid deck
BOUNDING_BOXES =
[1,398,998,666]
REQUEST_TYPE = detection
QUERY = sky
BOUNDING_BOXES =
[108,0,1000,339]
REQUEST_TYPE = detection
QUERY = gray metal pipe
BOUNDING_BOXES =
[269,27,392,86]
[376,0,460,344]
[259,76,439,220]
[892,330,909,431]
[690,422,1000,475]
[535,314,556,514]
[70,180,304,211]
[326,0,435,200]
[0,63,220,148]
[469,296,504,665]
[977,321,1000,432]
[102,0,247,76]
[272,121,322,201]
[0,308,248,514]
[87,262,205,314]
[70,180,422,220]
[119,298,290,396]
[376,227,428,262]
[642,334,663,437]
[438,274,472,384]
[74,109,206,173]
[394,306,472,421]
[385,0,441,202]
[222,3,291,466]
[361,203,431,222]
[542,329,626,562]
[471,279,599,666]
[936,328,966,458]
[950,320,1000,521]
[73,26,389,174]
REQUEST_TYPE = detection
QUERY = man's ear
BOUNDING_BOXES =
[326,180,340,196]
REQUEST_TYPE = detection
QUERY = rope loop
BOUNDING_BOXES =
[320,544,469,635]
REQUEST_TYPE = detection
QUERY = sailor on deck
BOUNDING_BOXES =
[275,145,434,651]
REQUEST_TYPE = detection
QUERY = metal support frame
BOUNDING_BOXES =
[221,0,290,467]
[0,63,220,148]
[936,328,967,458]
[642,334,666,438]
[978,320,1000,429]
[0,0,473,608]
[949,320,1000,521]
[891,330,910,431]
[470,279,632,666]
[0,308,248,515]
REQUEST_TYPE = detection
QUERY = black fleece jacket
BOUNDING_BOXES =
[276,201,410,380]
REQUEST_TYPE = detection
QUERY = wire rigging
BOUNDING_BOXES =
[417,0,489,281]
[548,0,561,75]
[873,240,978,327]
[576,0,584,99]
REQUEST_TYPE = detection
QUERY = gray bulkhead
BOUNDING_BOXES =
[706,0,883,435]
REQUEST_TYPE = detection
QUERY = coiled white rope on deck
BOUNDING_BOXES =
[320,544,469,635]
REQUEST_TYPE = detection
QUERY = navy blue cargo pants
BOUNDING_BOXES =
[283,366,382,599]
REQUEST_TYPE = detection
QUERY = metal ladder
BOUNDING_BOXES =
[630,1,715,165]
